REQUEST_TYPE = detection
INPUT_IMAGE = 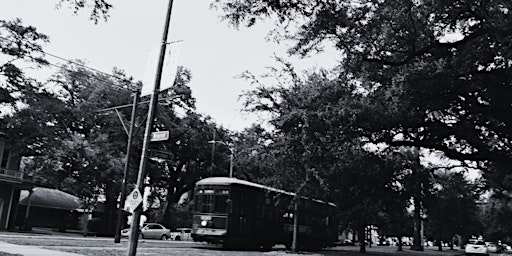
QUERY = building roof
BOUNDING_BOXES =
[19,187,81,210]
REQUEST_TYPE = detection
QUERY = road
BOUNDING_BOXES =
[0,232,309,256]
[0,231,506,256]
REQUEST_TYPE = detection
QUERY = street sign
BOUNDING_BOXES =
[150,131,169,142]
[125,188,143,213]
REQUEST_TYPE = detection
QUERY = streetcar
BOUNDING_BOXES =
[191,177,337,250]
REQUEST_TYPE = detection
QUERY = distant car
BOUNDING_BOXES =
[121,223,171,240]
[171,228,192,241]
[465,239,488,256]
[340,239,354,246]
[486,242,498,253]
[378,240,390,246]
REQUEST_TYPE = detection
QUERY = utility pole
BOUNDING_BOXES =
[127,0,175,255]
[114,90,140,243]
[210,129,216,170]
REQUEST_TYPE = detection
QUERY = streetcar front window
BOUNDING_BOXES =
[195,194,229,213]
[214,195,228,212]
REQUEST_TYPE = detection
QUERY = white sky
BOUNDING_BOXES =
[2,0,338,131]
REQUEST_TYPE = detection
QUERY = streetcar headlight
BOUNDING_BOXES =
[200,220,208,227]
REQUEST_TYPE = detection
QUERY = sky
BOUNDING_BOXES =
[1,0,338,131]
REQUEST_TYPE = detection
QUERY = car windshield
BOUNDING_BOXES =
[468,240,486,245]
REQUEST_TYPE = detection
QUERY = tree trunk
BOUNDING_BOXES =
[411,195,424,251]
[359,224,366,254]
[22,190,33,231]
[103,184,118,235]
[397,234,403,251]
[160,185,178,224]
[82,210,89,236]
[292,201,299,252]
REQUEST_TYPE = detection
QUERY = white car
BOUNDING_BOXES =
[465,239,488,256]
[121,223,171,240]
[171,228,192,241]
[486,242,498,253]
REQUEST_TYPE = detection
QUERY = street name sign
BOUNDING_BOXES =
[150,131,169,142]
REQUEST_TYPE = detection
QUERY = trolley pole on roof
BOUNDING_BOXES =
[127,0,175,255]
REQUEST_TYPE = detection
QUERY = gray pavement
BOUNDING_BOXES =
[0,241,83,256]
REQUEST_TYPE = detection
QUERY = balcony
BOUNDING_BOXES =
[0,167,24,182]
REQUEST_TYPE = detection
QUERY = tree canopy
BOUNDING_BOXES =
[214,0,512,180]
[214,0,512,249]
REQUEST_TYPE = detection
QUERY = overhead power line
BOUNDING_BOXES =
[0,35,141,91]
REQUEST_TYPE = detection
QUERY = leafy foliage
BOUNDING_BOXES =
[215,0,512,245]
[424,170,483,249]
[0,19,48,107]
[56,0,113,23]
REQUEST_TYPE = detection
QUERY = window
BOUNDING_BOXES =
[147,224,162,230]
[214,195,228,213]
[196,194,228,213]
[1,149,9,168]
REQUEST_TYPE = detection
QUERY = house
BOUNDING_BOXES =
[16,187,82,231]
[0,132,33,230]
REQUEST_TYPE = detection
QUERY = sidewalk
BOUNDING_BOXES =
[5,227,89,237]
[0,241,83,256]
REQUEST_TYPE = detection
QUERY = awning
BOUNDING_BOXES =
[19,187,81,210]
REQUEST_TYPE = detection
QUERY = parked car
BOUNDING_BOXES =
[500,243,511,252]
[121,223,171,240]
[378,240,390,246]
[171,227,192,241]
[341,239,354,246]
[465,239,488,256]
[486,242,498,253]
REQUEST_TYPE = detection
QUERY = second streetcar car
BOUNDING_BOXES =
[191,177,337,250]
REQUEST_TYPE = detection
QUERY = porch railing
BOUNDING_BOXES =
[0,167,24,180]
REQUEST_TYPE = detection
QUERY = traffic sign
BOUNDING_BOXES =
[150,131,169,142]
[125,188,143,213]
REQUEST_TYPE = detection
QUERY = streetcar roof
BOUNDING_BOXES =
[196,177,292,194]
[195,177,335,207]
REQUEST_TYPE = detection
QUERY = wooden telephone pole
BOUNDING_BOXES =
[126,0,175,255]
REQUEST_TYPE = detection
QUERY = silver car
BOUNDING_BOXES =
[121,223,171,240]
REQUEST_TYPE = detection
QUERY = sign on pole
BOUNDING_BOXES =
[141,42,182,97]
[125,188,143,213]
[150,131,169,142]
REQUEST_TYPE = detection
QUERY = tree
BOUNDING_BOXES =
[123,67,234,227]
[214,0,512,184]
[240,59,413,252]
[0,19,48,108]
[8,61,137,234]
[231,124,277,182]
[215,0,512,243]
[144,111,226,225]
[424,170,482,250]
